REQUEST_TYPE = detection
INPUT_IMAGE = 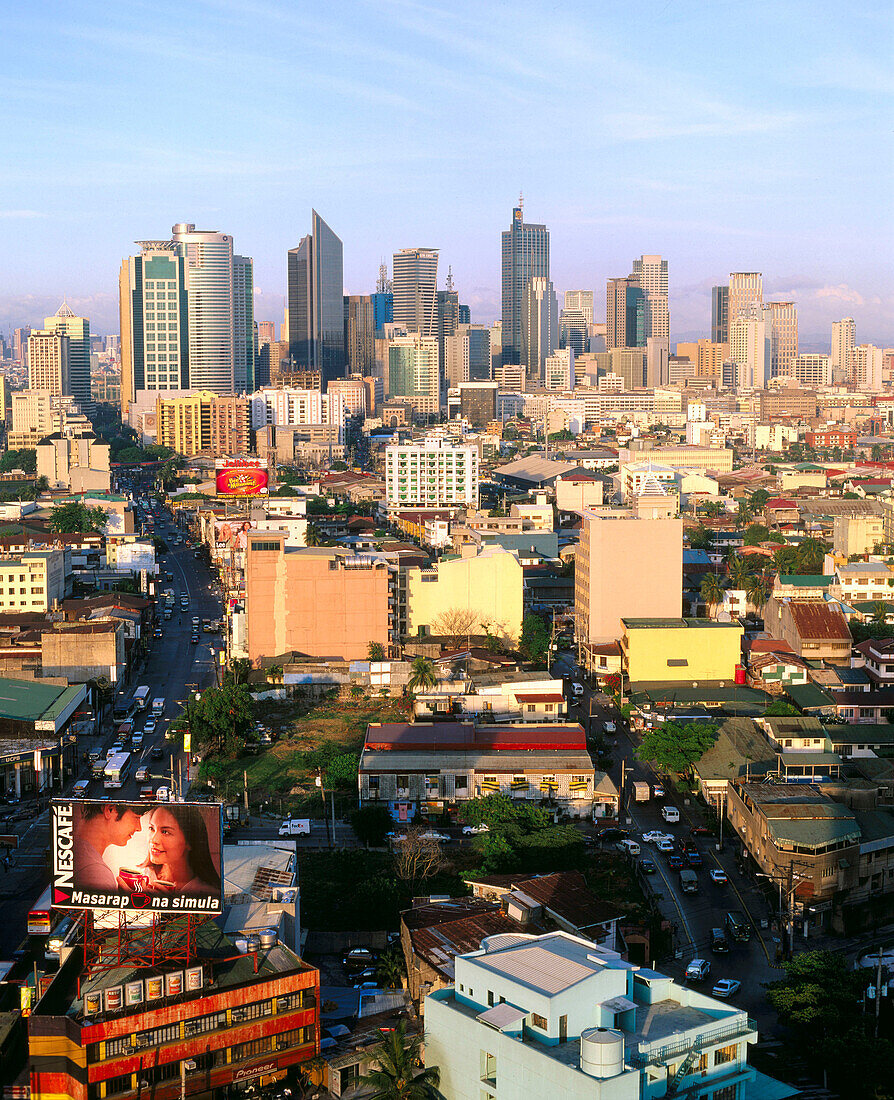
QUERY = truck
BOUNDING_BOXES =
[278,818,311,837]
[632,781,650,802]
[150,697,165,717]
[679,869,699,895]
[223,804,249,831]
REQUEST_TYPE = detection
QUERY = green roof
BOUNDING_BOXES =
[622,617,742,630]
[852,809,894,844]
[778,751,841,767]
[0,677,69,721]
[785,683,837,710]
[778,575,833,586]
[767,815,860,848]
[827,724,894,744]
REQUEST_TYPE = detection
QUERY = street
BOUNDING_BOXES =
[0,511,222,955]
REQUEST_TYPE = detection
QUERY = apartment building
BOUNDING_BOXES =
[576,509,682,645]
[385,439,479,509]
[425,931,790,1100]
[37,432,111,492]
[155,390,251,456]
[0,550,67,612]
[618,443,734,474]
[245,537,392,661]
[27,329,70,395]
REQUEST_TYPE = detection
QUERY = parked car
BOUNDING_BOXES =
[709,868,728,885]
[343,948,377,971]
[419,831,450,842]
[616,839,641,856]
[685,958,711,982]
[642,830,674,845]
[712,979,741,999]
[596,827,629,841]
[462,823,490,835]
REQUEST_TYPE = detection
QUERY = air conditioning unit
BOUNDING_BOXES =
[184,1060,197,1072]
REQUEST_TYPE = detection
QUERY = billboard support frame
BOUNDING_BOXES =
[79,909,208,984]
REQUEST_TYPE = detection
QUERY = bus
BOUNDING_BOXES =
[28,886,53,935]
[133,686,151,711]
[112,696,136,723]
[104,752,131,789]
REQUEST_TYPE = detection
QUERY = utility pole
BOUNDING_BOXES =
[876,947,884,1039]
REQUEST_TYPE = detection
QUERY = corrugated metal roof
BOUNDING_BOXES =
[476,1003,529,1030]
[473,934,608,995]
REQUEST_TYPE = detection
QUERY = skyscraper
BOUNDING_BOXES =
[564,290,594,324]
[344,295,375,374]
[501,202,549,366]
[730,315,771,389]
[630,255,669,340]
[13,327,30,366]
[387,334,440,417]
[172,222,237,394]
[258,321,276,346]
[711,285,729,344]
[521,276,558,381]
[728,273,762,326]
[761,301,798,378]
[43,303,92,415]
[831,318,856,383]
[559,308,589,355]
[232,253,254,392]
[288,211,346,390]
[392,248,439,337]
[605,277,644,350]
[436,286,460,377]
[27,330,69,395]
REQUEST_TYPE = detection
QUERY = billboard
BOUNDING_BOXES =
[214,519,252,552]
[216,465,268,497]
[51,800,223,915]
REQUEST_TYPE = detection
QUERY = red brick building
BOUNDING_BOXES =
[805,428,858,448]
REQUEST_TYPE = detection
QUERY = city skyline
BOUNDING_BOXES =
[1,0,891,345]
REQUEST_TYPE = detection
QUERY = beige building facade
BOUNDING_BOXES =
[0,551,67,613]
[155,390,251,456]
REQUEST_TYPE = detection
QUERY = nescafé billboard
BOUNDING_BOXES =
[51,800,223,914]
[216,465,268,496]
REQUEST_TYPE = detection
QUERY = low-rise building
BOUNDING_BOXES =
[763,598,852,665]
[359,721,616,821]
[620,618,743,686]
[0,550,68,613]
[412,673,566,723]
[37,431,111,492]
[425,930,793,1100]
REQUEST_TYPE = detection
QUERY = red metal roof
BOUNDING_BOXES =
[365,721,587,751]
[513,693,566,704]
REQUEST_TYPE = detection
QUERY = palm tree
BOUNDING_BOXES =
[797,537,828,574]
[407,656,437,694]
[871,600,891,626]
[727,556,752,590]
[700,573,726,616]
[305,523,321,547]
[368,642,386,661]
[358,1020,440,1099]
[735,499,753,528]
[744,573,769,613]
[376,948,406,989]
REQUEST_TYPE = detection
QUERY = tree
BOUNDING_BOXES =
[305,523,321,547]
[392,827,443,881]
[519,613,550,664]
[407,656,437,694]
[49,501,107,533]
[186,681,254,755]
[773,544,800,574]
[430,606,480,648]
[700,573,726,613]
[743,523,770,545]
[726,556,752,590]
[376,947,406,989]
[749,488,771,508]
[735,500,753,527]
[764,701,801,716]
[230,657,253,685]
[351,805,393,847]
[368,641,386,661]
[797,537,828,575]
[635,722,718,775]
[0,448,36,474]
[744,573,769,612]
[872,601,893,625]
[358,1020,440,1099]
[687,525,713,551]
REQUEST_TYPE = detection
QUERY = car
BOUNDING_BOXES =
[685,851,703,867]
[153,626,163,638]
[165,572,174,582]
[155,786,170,802]
[616,839,641,856]
[191,634,200,644]
[712,979,741,999]
[711,929,730,954]
[386,832,408,843]
[462,823,490,835]
[343,947,377,970]
[140,785,154,801]
[661,805,680,824]
[652,784,665,799]
[656,839,675,854]
[709,868,728,885]
[135,765,150,781]
[603,721,616,733]
[667,854,684,871]
[150,745,164,760]
[192,617,200,627]
[143,719,157,737]
[685,958,711,982]
[595,826,629,842]
[419,831,449,842]
[353,980,378,990]
[642,830,674,845]
[690,825,713,837]
[639,858,657,875]
[571,682,584,696]
[107,743,124,758]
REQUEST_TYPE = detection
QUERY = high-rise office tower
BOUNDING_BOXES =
[392,248,439,337]
[521,276,558,381]
[28,330,69,395]
[119,239,189,414]
[761,301,798,378]
[458,304,471,325]
[730,315,771,389]
[831,318,856,383]
[287,211,346,390]
[258,321,276,346]
[13,327,30,366]
[711,285,729,344]
[646,337,670,388]
[630,255,669,340]
[605,277,644,350]
[232,253,254,392]
[728,273,762,326]
[372,291,393,332]
[43,303,92,415]
[436,286,460,377]
[344,295,376,374]
[387,334,440,417]
[445,324,492,387]
[564,290,594,325]
[501,201,549,366]
[559,309,589,355]
[853,345,883,392]
[172,222,237,394]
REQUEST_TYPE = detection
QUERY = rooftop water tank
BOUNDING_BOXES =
[259,929,277,949]
[580,1027,625,1079]
[234,936,249,954]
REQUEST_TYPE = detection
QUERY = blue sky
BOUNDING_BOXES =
[1,0,891,346]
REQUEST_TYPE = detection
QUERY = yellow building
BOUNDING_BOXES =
[155,390,250,457]
[0,551,67,613]
[675,339,728,378]
[406,546,523,644]
[621,617,743,684]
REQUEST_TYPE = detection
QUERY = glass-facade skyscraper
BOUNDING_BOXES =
[392,248,439,337]
[501,203,549,366]
[288,210,346,390]
[43,303,92,416]
[711,285,729,344]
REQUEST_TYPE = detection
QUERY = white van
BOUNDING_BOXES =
[151,697,165,717]
[279,818,311,836]
[661,805,680,824]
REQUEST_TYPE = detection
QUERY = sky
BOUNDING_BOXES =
[2,0,892,348]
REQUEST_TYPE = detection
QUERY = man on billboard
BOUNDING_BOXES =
[75,803,150,890]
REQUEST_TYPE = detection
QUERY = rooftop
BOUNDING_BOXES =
[363,721,587,752]
[0,676,73,722]
[786,601,852,642]
[466,931,622,996]
[622,617,741,631]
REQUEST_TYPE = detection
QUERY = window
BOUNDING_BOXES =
[714,1044,737,1066]
[232,1036,271,1061]
[455,775,468,792]
[340,1064,361,1092]
[487,990,494,1006]
[531,1013,547,1029]
[397,775,409,790]
[667,658,688,667]
[368,776,380,793]
[821,866,835,878]
[250,540,279,551]
[527,704,536,713]
[480,1051,497,1086]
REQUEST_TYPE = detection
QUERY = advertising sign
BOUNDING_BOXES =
[84,991,102,1015]
[214,519,252,552]
[50,800,223,915]
[104,985,123,1012]
[185,966,204,992]
[125,980,144,1007]
[165,971,183,997]
[145,976,164,1001]
[216,466,268,497]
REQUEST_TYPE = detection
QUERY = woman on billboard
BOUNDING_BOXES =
[138,805,221,896]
